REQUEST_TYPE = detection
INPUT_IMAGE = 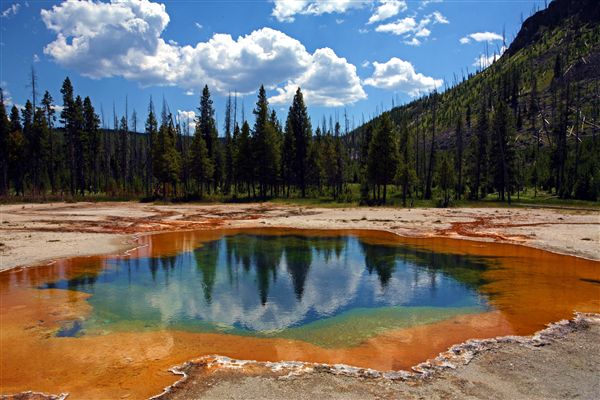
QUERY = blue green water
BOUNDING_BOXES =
[41,234,494,346]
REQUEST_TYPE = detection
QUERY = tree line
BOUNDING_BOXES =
[0,78,349,202]
[0,63,598,204]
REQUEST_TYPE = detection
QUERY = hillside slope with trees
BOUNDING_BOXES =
[351,0,600,204]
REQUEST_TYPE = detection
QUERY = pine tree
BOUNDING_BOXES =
[60,77,77,196]
[397,119,416,206]
[424,92,438,200]
[41,91,57,193]
[191,117,213,197]
[21,101,34,194]
[321,128,337,196]
[236,120,253,197]
[436,154,455,207]
[119,115,130,192]
[145,98,158,197]
[367,113,399,204]
[306,135,323,194]
[282,117,295,197]
[333,121,345,200]
[469,97,490,199]
[8,105,26,196]
[73,96,87,195]
[553,84,570,198]
[252,86,278,197]
[231,122,241,194]
[223,94,234,195]
[83,97,100,193]
[491,100,515,203]
[30,108,50,196]
[22,100,33,138]
[155,115,181,198]
[286,88,311,197]
[270,109,283,196]
[359,122,374,203]
[198,85,218,192]
[454,115,464,199]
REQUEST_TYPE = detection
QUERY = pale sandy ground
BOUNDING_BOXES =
[164,316,600,400]
[0,201,599,400]
[1,202,599,271]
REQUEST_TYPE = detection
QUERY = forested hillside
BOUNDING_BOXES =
[0,0,598,205]
[352,0,600,204]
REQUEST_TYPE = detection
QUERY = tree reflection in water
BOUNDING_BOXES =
[38,234,491,333]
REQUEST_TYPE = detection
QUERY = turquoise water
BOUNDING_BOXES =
[42,233,494,345]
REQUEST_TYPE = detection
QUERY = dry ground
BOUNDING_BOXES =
[162,315,600,400]
[0,201,599,400]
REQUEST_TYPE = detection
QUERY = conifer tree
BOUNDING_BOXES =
[286,88,311,197]
[155,115,181,198]
[60,77,77,196]
[252,86,278,197]
[367,113,399,204]
[282,117,295,197]
[119,115,129,192]
[491,100,515,203]
[83,97,100,192]
[321,128,337,195]
[424,92,438,200]
[436,154,455,207]
[223,94,234,194]
[30,108,50,196]
[454,115,464,199]
[469,97,490,199]
[73,96,87,195]
[333,121,345,199]
[236,120,253,197]
[198,85,218,192]
[397,119,416,206]
[8,105,26,196]
[191,117,213,197]
[231,122,241,193]
[41,91,57,193]
[145,98,158,196]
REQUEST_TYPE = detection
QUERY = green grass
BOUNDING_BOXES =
[2,185,598,209]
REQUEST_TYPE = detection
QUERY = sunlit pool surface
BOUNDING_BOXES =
[1,229,598,399]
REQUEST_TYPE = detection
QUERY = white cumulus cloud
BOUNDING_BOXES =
[270,48,366,107]
[375,11,448,44]
[460,31,503,44]
[41,0,365,107]
[177,109,196,133]
[271,0,370,23]
[364,57,442,96]
[404,37,421,46]
[367,0,406,24]
[375,16,416,35]
[430,10,448,24]
[272,0,408,26]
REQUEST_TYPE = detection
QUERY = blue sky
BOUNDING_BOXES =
[0,0,544,133]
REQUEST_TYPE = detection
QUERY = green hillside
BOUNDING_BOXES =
[351,0,600,203]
